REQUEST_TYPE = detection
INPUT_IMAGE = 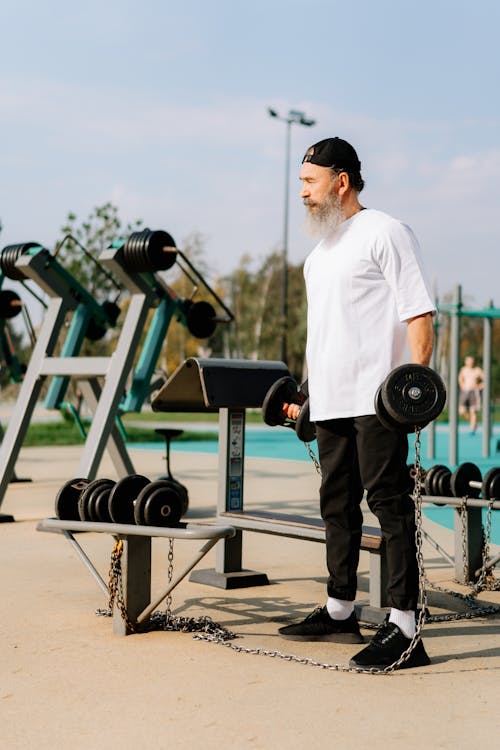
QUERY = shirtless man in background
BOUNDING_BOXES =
[458,355,484,434]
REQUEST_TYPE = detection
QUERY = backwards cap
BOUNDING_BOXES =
[302,137,361,173]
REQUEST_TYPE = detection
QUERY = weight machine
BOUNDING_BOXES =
[0,230,233,522]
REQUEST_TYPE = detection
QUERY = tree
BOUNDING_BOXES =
[217,252,307,381]
[58,202,143,300]
[161,232,229,373]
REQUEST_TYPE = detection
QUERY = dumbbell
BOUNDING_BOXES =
[262,376,316,442]
[55,477,119,522]
[416,462,500,499]
[108,474,184,526]
[375,364,446,433]
[448,462,500,499]
[55,474,185,526]
[55,477,89,521]
[412,464,451,498]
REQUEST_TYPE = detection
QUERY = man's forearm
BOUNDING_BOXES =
[406,313,434,365]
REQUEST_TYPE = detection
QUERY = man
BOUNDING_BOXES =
[458,355,483,434]
[279,137,435,669]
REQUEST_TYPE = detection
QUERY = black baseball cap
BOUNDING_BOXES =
[302,137,361,173]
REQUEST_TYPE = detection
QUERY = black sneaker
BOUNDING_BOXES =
[278,607,364,643]
[349,620,431,670]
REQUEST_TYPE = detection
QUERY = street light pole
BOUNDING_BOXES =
[268,108,316,364]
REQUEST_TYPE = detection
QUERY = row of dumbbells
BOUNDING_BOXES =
[55,474,189,527]
[413,462,500,500]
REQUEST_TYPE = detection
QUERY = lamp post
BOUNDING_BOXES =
[268,108,316,364]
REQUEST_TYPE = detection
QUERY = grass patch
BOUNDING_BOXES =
[121,409,265,424]
[23,421,217,447]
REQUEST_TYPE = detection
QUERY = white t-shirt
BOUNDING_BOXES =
[303,208,435,420]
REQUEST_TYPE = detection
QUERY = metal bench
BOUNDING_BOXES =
[37,517,235,635]
[209,511,387,619]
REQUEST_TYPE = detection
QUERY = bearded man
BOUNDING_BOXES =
[278,138,436,669]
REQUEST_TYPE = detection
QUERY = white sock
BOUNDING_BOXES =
[326,597,354,621]
[389,608,416,638]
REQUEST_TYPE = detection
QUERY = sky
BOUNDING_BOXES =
[1,0,499,325]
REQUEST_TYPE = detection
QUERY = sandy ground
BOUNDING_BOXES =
[1,444,499,749]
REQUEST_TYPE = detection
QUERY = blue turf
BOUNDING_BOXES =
[132,423,500,544]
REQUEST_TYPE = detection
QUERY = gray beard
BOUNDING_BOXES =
[304,191,345,237]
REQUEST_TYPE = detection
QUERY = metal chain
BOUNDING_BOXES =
[459,495,470,584]
[416,486,500,622]
[164,538,174,624]
[99,427,499,674]
[193,426,430,675]
[473,498,500,594]
[95,538,138,633]
[305,441,322,475]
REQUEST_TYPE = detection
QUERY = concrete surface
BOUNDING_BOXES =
[1,443,499,749]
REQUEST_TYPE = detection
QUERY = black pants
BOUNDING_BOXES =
[316,415,418,611]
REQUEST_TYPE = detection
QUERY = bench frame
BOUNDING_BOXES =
[37,518,235,635]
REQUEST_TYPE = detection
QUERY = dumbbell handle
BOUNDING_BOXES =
[469,480,482,490]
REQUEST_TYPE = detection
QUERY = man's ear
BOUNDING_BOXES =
[337,171,350,195]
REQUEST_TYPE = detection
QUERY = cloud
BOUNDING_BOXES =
[1,75,499,305]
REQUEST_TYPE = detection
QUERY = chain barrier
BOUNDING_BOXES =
[98,427,499,674]
[421,493,500,623]
[96,538,137,633]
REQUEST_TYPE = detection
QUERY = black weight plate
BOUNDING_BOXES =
[108,474,150,524]
[136,482,183,527]
[381,364,446,429]
[78,478,115,521]
[450,462,482,499]
[295,398,316,442]
[133,491,148,525]
[0,290,23,320]
[146,230,177,271]
[482,467,500,499]
[123,229,150,271]
[0,242,39,280]
[423,464,448,496]
[156,477,189,516]
[85,320,106,342]
[185,300,217,339]
[430,466,449,497]
[436,467,452,498]
[86,301,120,341]
[262,376,298,427]
[102,300,121,326]
[93,482,116,522]
[374,385,401,432]
[55,478,88,520]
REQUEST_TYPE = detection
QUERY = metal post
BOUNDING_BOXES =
[454,506,483,584]
[268,107,316,365]
[482,303,493,457]
[427,303,439,460]
[281,120,291,364]
[190,407,268,588]
[113,535,152,636]
[449,285,461,467]
[216,407,245,573]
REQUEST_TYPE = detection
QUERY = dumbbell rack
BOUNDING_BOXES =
[36,517,236,635]
[0,246,160,520]
[420,461,500,582]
